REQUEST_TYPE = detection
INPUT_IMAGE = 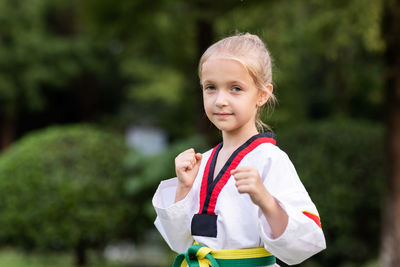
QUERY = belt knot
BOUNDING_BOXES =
[173,244,219,267]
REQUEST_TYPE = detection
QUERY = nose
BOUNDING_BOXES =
[215,90,228,107]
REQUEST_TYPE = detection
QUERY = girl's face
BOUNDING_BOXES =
[201,57,268,136]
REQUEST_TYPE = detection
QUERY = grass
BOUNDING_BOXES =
[0,234,174,267]
[0,249,136,267]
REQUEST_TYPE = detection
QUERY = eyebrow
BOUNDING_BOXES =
[202,80,214,85]
[201,80,245,86]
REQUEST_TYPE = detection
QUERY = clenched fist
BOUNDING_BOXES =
[174,148,202,202]
[231,166,288,238]
[231,166,270,207]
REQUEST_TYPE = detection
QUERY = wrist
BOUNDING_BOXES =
[175,182,192,203]
[257,190,277,215]
[177,179,193,190]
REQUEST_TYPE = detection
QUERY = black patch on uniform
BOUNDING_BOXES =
[191,213,218,237]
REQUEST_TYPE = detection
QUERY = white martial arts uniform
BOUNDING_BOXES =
[153,133,326,266]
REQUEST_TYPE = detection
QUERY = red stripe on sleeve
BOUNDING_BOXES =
[302,211,322,228]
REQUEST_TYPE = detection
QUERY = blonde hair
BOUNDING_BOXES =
[198,33,277,132]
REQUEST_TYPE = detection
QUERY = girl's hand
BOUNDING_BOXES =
[231,166,288,238]
[231,166,271,207]
[174,148,202,202]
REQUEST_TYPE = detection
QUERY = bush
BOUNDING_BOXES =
[0,124,129,266]
[277,119,384,266]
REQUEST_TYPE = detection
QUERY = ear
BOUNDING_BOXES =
[257,84,273,106]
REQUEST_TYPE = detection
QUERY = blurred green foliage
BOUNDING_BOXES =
[278,119,384,266]
[0,0,384,141]
[0,249,134,267]
[0,0,125,139]
[0,0,100,113]
[122,135,209,240]
[0,125,129,263]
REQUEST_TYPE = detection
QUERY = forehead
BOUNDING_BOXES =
[201,57,252,83]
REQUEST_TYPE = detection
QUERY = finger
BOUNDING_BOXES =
[193,154,202,168]
[236,180,258,192]
[186,148,195,153]
[231,167,253,176]
[236,184,252,194]
[192,161,202,175]
[190,156,196,166]
[235,179,249,187]
[195,153,202,161]
[232,170,255,180]
[176,151,193,164]
[186,165,193,171]
[233,166,254,172]
[232,172,248,180]
[185,152,200,162]
[188,159,196,169]
[178,152,196,163]
[177,160,193,170]
[181,148,195,158]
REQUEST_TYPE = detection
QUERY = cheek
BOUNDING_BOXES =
[246,95,259,109]
[203,95,212,112]
[244,99,259,119]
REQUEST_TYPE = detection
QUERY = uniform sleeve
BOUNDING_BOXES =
[258,151,326,265]
[152,178,195,253]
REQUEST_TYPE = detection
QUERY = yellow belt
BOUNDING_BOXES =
[173,242,276,267]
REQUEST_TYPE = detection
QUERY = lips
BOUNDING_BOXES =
[214,112,233,118]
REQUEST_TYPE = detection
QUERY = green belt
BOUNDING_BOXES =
[173,244,276,267]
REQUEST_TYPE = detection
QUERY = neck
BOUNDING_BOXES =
[221,125,259,151]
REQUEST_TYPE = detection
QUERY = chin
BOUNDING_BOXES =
[215,126,237,133]
[211,121,228,129]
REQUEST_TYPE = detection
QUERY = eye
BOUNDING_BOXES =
[204,85,216,91]
[232,86,242,92]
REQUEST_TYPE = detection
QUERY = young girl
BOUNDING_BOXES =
[152,33,326,266]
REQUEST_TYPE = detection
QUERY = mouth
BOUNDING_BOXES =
[214,113,233,118]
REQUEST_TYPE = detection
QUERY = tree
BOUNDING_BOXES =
[381,0,400,266]
[0,125,129,266]
[0,0,123,150]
